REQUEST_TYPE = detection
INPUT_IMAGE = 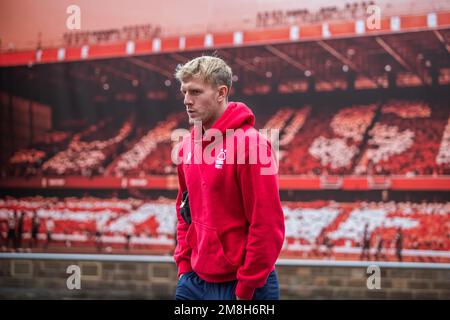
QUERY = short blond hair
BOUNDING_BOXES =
[175,56,232,93]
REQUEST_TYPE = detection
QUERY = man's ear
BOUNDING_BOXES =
[217,85,228,102]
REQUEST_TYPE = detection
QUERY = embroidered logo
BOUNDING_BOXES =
[215,149,227,169]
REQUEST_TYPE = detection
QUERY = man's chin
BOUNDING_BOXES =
[189,117,202,125]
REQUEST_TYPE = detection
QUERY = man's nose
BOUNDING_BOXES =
[184,95,193,107]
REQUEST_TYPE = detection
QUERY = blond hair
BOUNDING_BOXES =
[175,56,232,93]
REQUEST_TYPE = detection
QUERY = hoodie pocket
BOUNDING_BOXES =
[186,221,238,275]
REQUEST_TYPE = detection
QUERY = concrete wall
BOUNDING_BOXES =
[0,256,449,299]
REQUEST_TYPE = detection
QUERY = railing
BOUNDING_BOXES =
[0,175,449,191]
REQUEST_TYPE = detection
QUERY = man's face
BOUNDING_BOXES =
[180,75,221,128]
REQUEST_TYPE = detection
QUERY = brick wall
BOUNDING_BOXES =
[0,257,449,299]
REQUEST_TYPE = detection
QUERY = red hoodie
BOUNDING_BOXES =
[174,101,285,300]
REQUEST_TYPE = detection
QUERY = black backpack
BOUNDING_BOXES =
[180,191,191,225]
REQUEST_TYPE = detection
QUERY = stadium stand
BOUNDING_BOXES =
[1,197,448,262]
[42,116,133,176]
[106,113,185,177]
[279,103,378,175]
[355,100,450,175]
[2,98,449,177]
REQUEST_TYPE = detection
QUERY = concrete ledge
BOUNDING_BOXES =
[1,253,449,269]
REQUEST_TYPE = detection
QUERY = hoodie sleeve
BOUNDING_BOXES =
[173,161,193,277]
[235,137,285,300]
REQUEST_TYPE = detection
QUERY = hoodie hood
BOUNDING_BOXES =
[211,101,255,133]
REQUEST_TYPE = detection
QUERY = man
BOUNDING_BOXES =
[29,210,40,249]
[16,211,25,251]
[7,211,17,251]
[95,222,103,252]
[374,231,385,261]
[44,218,54,250]
[173,56,285,300]
[360,223,371,260]
[395,227,403,262]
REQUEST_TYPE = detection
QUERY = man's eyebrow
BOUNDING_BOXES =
[180,87,202,92]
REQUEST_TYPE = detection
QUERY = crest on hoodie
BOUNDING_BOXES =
[215,149,227,169]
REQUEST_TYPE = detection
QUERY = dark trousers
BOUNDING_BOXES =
[175,270,279,300]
